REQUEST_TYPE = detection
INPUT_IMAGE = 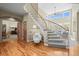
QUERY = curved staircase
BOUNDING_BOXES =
[24,3,69,48]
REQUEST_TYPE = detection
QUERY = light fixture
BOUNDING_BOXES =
[53,6,56,15]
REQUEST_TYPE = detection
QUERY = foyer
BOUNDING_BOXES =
[0,3,79,56]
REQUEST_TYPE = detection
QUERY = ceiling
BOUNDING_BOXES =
[0,3,79,17]
[0,3,26,16]
[38,3,72,15]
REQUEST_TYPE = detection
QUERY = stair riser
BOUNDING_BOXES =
[48,40,64,43]
[47,34,58,36]
[48,37,60,39]
[48,44,66,48]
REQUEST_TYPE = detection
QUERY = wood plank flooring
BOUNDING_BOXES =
[69,44,79,56]
[0,40,68,56]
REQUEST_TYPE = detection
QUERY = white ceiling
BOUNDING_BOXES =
[0,3,79,17]
[0,3,26,16]
[38,3,72,15]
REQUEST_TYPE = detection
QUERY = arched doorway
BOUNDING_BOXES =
[1,17,19,41]
[0,16,27,42]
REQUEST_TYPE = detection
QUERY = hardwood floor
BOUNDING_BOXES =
[69,44,79,56]
[0,40,68,56]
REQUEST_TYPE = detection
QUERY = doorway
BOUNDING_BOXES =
[2,18,18,41]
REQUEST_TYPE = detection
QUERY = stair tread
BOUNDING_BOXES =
[48,39,65,41]
[47,34,59,36]
[48,38,60,39]
[48,36,60,38]
[47,33,58,34]
[48,40,65,43]
[48,35,60,36]
[48,44,66,48]
[48,42,66,45]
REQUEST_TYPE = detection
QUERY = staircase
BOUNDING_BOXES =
[29,13,46,32]
[24,4,68,48]
[47,30,67,48]
[24,4,47,33]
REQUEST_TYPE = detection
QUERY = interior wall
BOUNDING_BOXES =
[69,4,79,56]
[23,14,34,42]
[77,12,79,43]
[22,21,27,41]
[23,14,40,42]
[17,22,22,40]
[0,19,2,41]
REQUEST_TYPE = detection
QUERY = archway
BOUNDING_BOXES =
[0,15,27,42]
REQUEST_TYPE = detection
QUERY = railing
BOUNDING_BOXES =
[31,4,48,30]
[30,4,68,31]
